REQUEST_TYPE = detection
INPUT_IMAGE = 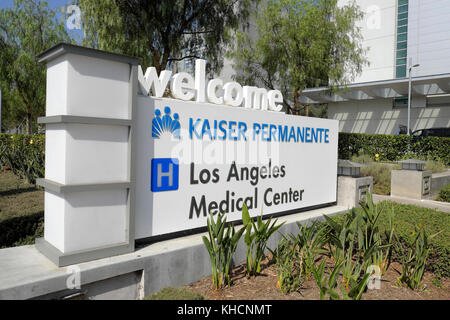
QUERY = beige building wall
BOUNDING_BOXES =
[329,98,450,134]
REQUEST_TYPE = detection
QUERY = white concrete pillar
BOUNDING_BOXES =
[36,44,138,266]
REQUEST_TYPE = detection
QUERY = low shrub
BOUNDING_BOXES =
[437,184,450,203]
[360,162,394,195]
[144,287,205,300]
[351,151,447,195]
[339,132,450,164]
[350,152,373,165]
[424,160,447,174]
[0,134,45,184]
[0,212,44,248]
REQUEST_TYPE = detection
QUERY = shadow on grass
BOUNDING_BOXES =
[0,186,39,197]
[0,211,44,248]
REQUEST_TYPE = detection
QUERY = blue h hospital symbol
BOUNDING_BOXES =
[151,158,179,192]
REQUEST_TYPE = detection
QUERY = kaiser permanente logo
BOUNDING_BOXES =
[151,106,181,192]
[152,106,181,139]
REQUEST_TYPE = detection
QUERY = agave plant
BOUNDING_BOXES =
[202,211,245,289]
[242,203,285,277]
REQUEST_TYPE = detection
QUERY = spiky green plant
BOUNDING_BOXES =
[273,234,303,294]
[396,223,442,290]
[323,211,358,265]
[312,260,371,300]
[357,192,394,274]
[295,220,327,279]
[202,212,245,290]
[242,203,285,277]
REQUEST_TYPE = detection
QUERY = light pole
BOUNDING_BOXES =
[407,60,420,135]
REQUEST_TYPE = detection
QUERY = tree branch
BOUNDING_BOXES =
[167,55,201,62]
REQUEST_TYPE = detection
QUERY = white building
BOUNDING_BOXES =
[301,0,450,134]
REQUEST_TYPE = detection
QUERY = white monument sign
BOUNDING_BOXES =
[135,97,337,239]
[35,44,338,266]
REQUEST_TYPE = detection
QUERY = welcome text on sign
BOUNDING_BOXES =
[138,59,284,111]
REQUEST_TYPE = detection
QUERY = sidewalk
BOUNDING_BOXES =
[373,194,450,213]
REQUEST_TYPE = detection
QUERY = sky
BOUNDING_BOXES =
[0,0,73,10]
[0,0,84,42]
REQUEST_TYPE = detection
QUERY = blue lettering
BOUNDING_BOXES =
[305,127,311,143]
[311,127,318,143]
[229,121,237,140]
[325,129,329,143]
[278,125,288,142]
[218,120,227,140]
[270,124,277,142]
[189,118,202,139]
[201,119,212,140]
[297,127,304,143]
[261,124,269,141]
[253,123,261,140]
[238,122,247,141]
[317,128,323,142]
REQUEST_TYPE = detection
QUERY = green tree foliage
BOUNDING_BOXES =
[0,0,71,133]
[79,0,256,73]
[230,0,367,115]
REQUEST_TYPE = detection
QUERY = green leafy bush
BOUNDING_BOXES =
[0,134,45,184]
[424,159,446,174]
[144,287,205,300]
[360,162,394,195]
[0,212,44,248]
[351,150,446,195]
[437,184,450,203]
[339,132,450,164]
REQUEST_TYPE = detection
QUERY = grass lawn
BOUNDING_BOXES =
[0,170,44,248]
[0,170,44,221]
[331,201,450,279]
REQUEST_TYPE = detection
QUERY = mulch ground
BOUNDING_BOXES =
[185,257,449,300]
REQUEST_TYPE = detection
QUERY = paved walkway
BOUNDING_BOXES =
[373,194,450,213]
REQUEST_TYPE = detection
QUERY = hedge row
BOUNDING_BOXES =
[0,134,45,184]
[0,212,44,248]
[1,132,448,185]
[338,132,450,164]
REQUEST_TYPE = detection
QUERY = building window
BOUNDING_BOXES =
[396,0,408,78]
[393,96,409,108]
